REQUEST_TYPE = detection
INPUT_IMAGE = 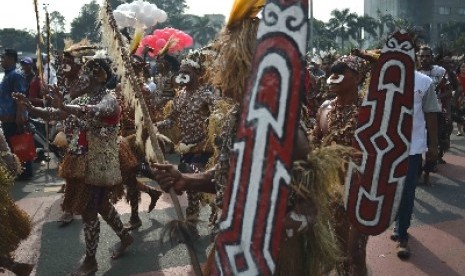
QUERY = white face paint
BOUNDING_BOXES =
[62,64,72,73]
[175,74,191,85]
[327,74,344,85]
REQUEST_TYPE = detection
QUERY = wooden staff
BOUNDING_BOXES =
[33,0,43,84]
[44,5,51,168]
[98,1,202,275]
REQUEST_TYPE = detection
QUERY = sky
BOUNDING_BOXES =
[0,0,363,32]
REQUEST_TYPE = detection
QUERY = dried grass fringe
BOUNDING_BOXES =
[205,99,237,170]
[207,19,259,103]
[58,153,87,179]
[276,145,354,275]
[0,165,31,256]
[62,178,124,215]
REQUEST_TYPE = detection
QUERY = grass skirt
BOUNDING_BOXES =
[0,167,31,256]
[60,145,129,215]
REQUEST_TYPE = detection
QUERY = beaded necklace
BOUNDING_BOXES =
[324,96,363,147]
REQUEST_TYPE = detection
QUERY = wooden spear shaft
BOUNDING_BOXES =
[101,2,203,275]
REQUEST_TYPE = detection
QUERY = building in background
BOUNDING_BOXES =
[365,0,465,45]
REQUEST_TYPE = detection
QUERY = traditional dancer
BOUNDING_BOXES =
[156,53,215,221]
[315,50,338,107]
[0,123,34,276]
[149,0,341,274]
[14,54,133,275]
[312,55,369,275]
[117,53,163,230]
[51,43,161,229]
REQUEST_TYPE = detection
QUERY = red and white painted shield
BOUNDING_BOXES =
[345,31,415,236]
[211,0,308,274]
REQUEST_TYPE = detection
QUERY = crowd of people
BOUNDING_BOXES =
[1,1,465,276]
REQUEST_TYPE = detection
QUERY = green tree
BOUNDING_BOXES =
[50,11,66,33]
[309,18,337,52]
[439,22,465,54]
[376,10,394,38]
[50,11,68,50]
[352,15,378,49]
[0,28,36,53]
[153,0,187,15]
[70,0,100,43]
[328,8,357,51]
[188,15,223,46]
[41,11,68,52]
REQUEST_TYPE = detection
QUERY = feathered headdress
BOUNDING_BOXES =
[63,39,98,64]
[227,0,266,28]
[207,0,265,102]
[99,0,164,163]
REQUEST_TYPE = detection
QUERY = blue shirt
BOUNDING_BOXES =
[0,65,27,117]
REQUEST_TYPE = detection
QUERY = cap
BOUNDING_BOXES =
[334,55,366,74]
[1,48,18,61]
[20,56,33,65]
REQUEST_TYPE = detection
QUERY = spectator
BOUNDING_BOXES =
[27,60,44,108]
[392,70,440,259]
[0,48,32,180]
[455,61,465,136]
[20,57,34,95]
[417,46,452,165]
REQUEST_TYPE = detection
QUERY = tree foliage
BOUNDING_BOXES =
[327,8,357,51]
[50,11,66,33]
[3,1,465,56]
[439,22,465,54]
[309,18,337,51]
[352,15,378,48]
[186,15,223,46]
[0,28,36,53]
[70,0,100,43]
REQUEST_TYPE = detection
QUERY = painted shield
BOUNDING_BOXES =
[212,0,308,274]
[345,31,415,236]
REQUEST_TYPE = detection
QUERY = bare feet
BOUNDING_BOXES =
[111,232,134,259]
[71,256,97,276]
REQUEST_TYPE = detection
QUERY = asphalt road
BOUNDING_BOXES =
[4,131,465,275]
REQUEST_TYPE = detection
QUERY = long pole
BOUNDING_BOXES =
[99,2,202,274]
[33,0,43,84]
[309,0,314,53]
[44,4,51,171]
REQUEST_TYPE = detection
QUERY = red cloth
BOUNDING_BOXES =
[457,75,465,103]
[458,75,465,92]
[101,105,122,125]
[28,77,43,107]
[78,130,88,148]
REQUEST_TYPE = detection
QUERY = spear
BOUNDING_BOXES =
[33,0,44,84]
[98,1,202,275]
[43,4,51,169]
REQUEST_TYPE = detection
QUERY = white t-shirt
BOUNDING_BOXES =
[419,65,446,110]
[410,71,441,155]
[43,65,57,85]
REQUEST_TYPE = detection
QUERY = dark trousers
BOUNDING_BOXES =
[394,154,422,241]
